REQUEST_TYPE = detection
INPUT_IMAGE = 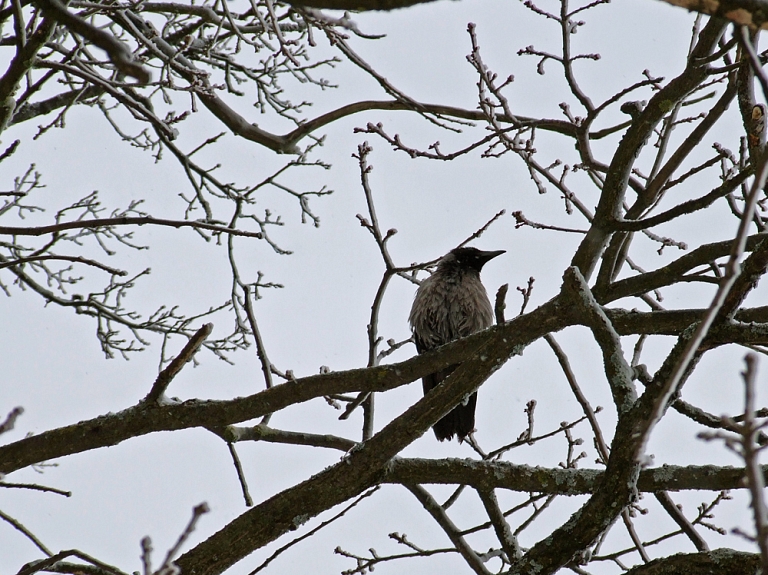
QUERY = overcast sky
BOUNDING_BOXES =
[2,0,766,573]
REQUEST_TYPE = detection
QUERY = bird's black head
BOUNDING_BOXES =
[442,247,505,273]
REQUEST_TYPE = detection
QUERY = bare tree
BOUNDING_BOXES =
[4,0,768,574]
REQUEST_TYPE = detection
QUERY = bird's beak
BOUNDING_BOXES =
[479,249,505,264]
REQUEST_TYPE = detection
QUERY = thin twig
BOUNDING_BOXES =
[0,508,52,557]
[654,491,709,552]
[0,406,23,435]
[495,284,509,324]
[477,488,522,564]
[158,503,210,571]
[0,481,71,496]
[227,442,253,507]
[249,487,381,575]
[144,324,212,404]
[405,484,491,575]
[243,287,274,392]
[740,353,768,572]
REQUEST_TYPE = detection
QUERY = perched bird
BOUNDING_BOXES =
[409,247,505,441]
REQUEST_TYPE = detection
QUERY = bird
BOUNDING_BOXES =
[408,246,505,441]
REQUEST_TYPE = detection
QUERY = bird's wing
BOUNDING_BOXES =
[413,331,430,355]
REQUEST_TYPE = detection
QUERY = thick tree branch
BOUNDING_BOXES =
[383,458,768,494]
[572,17,727,280]
[610,168,751,233]
[30,0,150,82]
[0,294,568,476]
[659,0,768,30]
[564,267,637,415]
[175,304,551,575]
[603,233,768,304]
[283,100,618,147]
[222,423,358,452]
[10,85,105,125]
[285,0,437,9]
[0,216,264,239]
[623,548,759,575]
[0,15,58,131]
